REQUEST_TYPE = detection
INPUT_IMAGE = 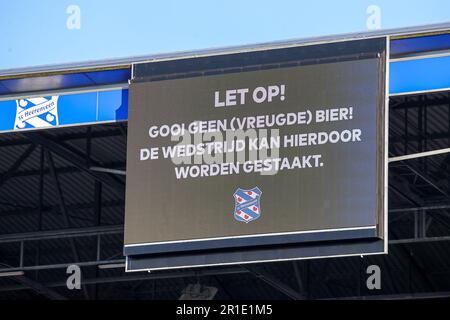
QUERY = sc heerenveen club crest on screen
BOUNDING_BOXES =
[233,187,262,223]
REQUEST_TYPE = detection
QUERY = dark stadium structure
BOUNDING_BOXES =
[1,23,450,300]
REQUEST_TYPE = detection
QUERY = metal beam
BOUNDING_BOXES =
[0,263,66,300]
[391,132,450,144]
[12,275,67,300]
[390,235,450,244]
[90,167,126,176]
[0,266,249,292]
[390,156,450,235]
[25,132,125,196]
[396,162,450,198]
[244,265,305,300]
[390,203,450,213]
[0,200,124,218]
[389,183,423,207]
[389,147,450,162]
[0,224,123,243]
[327,291,450,300]
[0,222,449,266]
[5,161,125,180]
[390,96,450,111]
[0,128,123,148]
[0,259,125,273]
[0,144,35,188]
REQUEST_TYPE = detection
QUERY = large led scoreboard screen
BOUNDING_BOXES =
[124,37,388,271]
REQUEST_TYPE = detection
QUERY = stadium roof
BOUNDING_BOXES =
[1,22,450,299]
[1,21,450,79]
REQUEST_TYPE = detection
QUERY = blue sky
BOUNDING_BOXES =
[1,0,450,70]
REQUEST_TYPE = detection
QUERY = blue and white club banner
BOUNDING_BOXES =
[0,88,128,133]
[14,96,59,130]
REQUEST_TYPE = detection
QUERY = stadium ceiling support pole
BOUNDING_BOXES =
[404,98,408,155]
[46,150,80,260]
[25,132,125,197]
[46,150,90,300]
[243,266,305,300]
[388,182,439,291]
[94,180,102,299]
[118,123,127,138]
[35,146,44,281]
[292,262,305,295]
[37,146,44,231]
[86,126,92,167]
